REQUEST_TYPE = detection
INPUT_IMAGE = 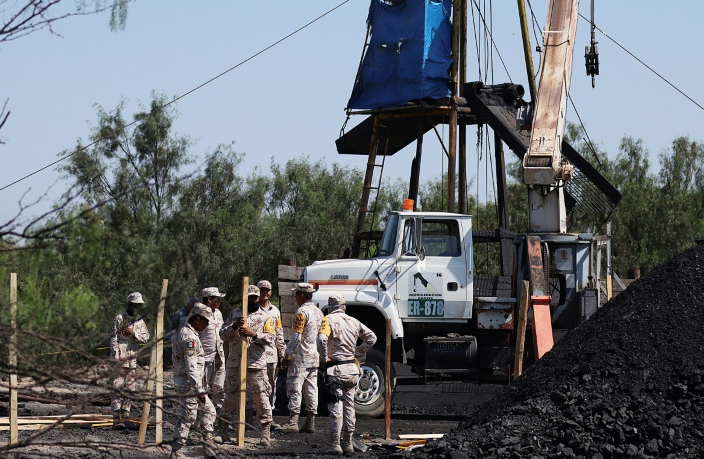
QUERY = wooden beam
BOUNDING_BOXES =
[155,279,167,444]
[513,281,530,378]
[236,277,249,447]
[277,265,303,281]
[138,327,158,445]
[9,272,18,445]
[384,318,391,441]
[139,279,168,445]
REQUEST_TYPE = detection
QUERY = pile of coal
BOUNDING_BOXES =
[396,243,704,459]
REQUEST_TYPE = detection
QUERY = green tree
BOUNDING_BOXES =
[599,137,660,274]
[266,157,364,265]
[653,136,704,262]
[61,95,193,236]
[164,145,268,299]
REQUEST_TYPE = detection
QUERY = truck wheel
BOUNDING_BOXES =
[354,349,396,417]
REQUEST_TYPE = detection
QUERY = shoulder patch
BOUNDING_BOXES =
[263,317,276,335]
[185,339,196,356]
[293,312,306,334]
[318,316,331,337]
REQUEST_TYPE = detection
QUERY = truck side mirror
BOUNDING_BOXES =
[414,218,423,259]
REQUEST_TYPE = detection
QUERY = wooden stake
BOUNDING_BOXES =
[9,273,18,445]
[513,281,530,378]
[384,318,391,441]
[138,336,157,445]
[138,279,168,445]
[236,277,249,447]
[154,279,167,444]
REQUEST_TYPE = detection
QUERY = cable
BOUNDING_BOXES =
[0,1,351,193]
[580,12,704,113]
[470,0,513,83]
[525,0,542,53]
[567,93,602,169]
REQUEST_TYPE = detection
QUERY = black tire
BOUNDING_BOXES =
[354,348,396,417]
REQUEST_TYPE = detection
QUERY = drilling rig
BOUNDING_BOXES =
[303,0,620,417]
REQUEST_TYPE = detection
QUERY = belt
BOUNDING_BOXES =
[326,359,356,368]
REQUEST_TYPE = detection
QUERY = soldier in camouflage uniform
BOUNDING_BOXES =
[199,287,226,414]
[318,294,377,456]
[170,303,217,459]
[256,280,286,412]
[219,285,277,448]
[278,282,324,433]
[110,291,150,430]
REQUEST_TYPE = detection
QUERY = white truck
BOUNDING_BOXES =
[302,209,599,416]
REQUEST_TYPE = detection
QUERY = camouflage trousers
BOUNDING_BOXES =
[203,360,226,412]
[172,392,216,446]
[327,373,359,435]
[286,365,318,415]
[267,362,278,408]
[111,366,137,414]
[221,369,273,425]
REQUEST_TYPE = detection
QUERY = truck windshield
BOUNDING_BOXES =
[375,213,399,256]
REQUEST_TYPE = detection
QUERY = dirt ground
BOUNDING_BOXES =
[0,367,501,459]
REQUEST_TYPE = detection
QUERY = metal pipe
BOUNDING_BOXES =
[517,0,538,103]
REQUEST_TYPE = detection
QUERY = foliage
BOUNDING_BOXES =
[0,0,130,43]
[3,94,704,360]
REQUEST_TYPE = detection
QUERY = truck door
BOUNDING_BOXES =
[396,217,469,320]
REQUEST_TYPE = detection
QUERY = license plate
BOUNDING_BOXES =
[408,299,445,317]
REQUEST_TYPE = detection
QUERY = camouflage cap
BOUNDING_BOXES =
[256,280,272,290]
[188,302,214,322]
[291,282,316,294]
[248,285,260,297]
[201,287,226,298]
[328,294,346,306]
[126,292,145,304]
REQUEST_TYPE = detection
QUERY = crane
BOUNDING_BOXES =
[523,0,580,234]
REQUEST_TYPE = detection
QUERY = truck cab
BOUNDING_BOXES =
[304,210,497,415]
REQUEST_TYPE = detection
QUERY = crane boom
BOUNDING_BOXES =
[523,0,580,186]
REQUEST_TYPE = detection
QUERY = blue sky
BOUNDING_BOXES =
[1,1,703,226]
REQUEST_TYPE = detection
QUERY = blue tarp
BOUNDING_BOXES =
[347,0,453,110]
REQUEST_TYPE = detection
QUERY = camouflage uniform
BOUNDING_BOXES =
[318,299,376,454]
[220,306,277,446]
[171,306,216,449]
[257,280,286,408]
[110,303,149,421]
[198,306,225,412]
[284,300,324,420]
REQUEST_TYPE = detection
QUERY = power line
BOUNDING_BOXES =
[0,1,351,193]
[580,12,704,113]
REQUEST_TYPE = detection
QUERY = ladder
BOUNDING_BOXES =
[351,115,387,259]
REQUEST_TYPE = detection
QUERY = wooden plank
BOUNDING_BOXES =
[138,331,158,445]
[397,433,445,440]
[280,297,298,313]
[237,277,249,447]
[0,424,64,431]
[0,418,109,425]
[281,311,296,326]
[278,265,303,281]
[384,318,391,441]
[1,415,111,422]
[155,279,167,444]
[9,272,18,445]
[513,281,530,379]
[278,281,297,296]
[283,326,293,342]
